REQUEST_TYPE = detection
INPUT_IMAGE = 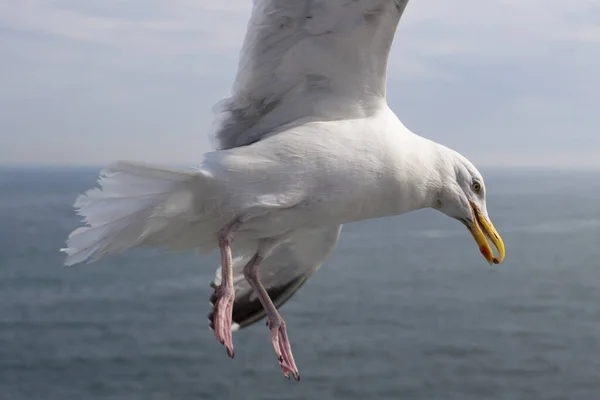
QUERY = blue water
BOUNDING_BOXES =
[1,167,600,399]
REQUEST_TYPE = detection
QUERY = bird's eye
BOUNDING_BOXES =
[472,181,482,192]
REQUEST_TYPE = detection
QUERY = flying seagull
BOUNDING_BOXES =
[62,0,506,381]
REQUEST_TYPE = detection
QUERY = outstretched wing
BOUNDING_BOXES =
[212,0,410,150]
[209,225,342,330]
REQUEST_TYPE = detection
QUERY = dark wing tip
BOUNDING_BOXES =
[208,275,310,331]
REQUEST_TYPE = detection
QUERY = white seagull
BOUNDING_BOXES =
[62,0,506,380]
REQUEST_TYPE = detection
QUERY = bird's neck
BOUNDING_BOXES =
[385,133,450,216]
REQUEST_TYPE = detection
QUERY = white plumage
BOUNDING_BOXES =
[62,0,505,379]
[63,162,213,265]
[64,0,412,266]
[212,0,408,149]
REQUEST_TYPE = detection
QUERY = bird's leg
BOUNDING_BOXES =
[212,218,241,358]
[243,251,300,381]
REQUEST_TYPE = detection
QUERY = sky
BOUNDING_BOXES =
[1,0,599,167]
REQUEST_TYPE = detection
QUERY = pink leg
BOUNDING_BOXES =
[212,219,241,358]
[243,253,300,381]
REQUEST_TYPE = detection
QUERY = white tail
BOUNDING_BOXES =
[61,161,218,266]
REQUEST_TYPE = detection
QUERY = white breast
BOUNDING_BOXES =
[201,106,430,238]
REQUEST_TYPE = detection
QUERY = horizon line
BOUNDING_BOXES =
[2,163,600,172]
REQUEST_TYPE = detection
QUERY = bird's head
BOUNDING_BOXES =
[433,152,505,265]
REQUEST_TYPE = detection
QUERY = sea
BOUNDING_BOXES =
[1,166,599,400]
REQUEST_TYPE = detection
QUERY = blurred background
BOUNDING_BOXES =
[2,0,600,399]
[1,0,599,167]
[1,167,599,399]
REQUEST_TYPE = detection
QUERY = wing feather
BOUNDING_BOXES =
[211,0,410,149]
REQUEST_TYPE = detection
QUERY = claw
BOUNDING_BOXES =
[212,284,235,357]
[267,318,300,381]
[240,250,300,381]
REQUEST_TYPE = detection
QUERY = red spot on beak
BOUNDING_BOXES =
[479,245,491,260]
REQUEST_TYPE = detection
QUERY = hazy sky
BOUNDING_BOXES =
[1,0,599,167]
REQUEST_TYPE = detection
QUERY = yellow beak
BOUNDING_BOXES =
[466,201,505,265]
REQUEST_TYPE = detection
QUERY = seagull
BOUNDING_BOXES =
[62,0,506,381]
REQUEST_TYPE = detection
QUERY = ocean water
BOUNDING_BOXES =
[1,167,600,400]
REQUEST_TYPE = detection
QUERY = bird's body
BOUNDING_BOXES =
[62,0,506,380]
[207,107,439,235]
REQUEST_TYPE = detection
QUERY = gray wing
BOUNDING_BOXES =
[208,225,342,330]
[210,0,410,150]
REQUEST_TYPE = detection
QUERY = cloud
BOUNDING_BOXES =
[0,0,599,167]
[0,1,250,54]
[386,0,600,167]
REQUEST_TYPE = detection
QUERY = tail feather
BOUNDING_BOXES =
[62,161,216,266]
